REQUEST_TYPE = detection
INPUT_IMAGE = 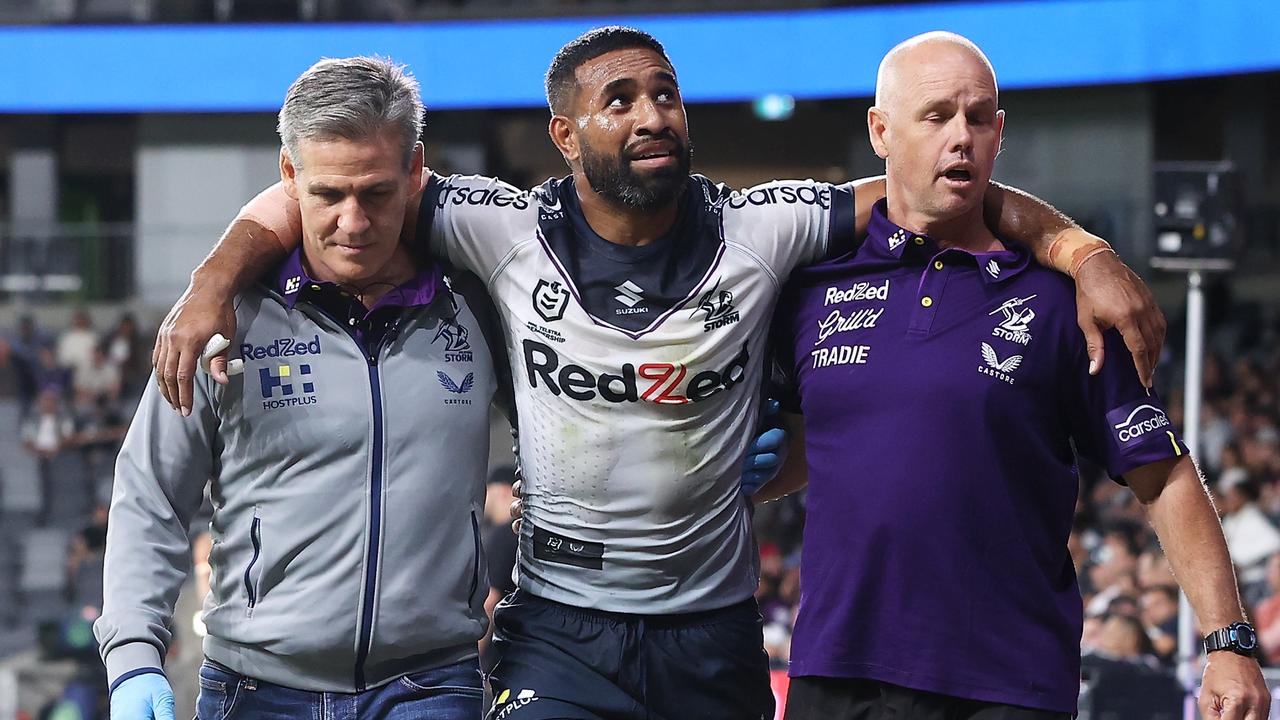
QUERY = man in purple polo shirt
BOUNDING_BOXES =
[764,32,1269,720]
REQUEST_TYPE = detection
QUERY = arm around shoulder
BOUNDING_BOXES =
[154,186,298,415]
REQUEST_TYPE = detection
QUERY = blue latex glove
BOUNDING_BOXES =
[741,399,788,496]
[111,672,176,720]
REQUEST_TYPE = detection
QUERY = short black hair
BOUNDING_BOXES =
[545,26,673,115]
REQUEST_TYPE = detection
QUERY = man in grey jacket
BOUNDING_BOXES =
[95,57,503,719]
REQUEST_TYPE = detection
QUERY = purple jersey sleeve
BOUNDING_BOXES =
[1066,329,1188,482]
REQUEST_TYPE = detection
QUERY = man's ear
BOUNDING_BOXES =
[408,141,425,191]
[280,147,299,200]
[867,106,890,160]
[548,115,579,165]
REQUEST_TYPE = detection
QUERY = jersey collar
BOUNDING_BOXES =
[271,247,445,312]
[864,199,1031,283]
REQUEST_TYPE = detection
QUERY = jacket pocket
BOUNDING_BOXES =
[468,511,482,604]
[243,510,262,613]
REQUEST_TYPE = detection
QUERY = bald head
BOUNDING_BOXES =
[875,31,997,113]
[865,31,1004,237]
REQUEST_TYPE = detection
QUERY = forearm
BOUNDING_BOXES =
[755,412,808,503]
[1141,458,1245,631]
[96,385,213,683]
[190,218,289,297]
[192,183,299,295]
[983,181,1112,275]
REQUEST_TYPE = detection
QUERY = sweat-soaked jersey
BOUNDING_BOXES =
[418,173,854,613]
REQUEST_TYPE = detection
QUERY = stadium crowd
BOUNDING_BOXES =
[1,286,1278,716]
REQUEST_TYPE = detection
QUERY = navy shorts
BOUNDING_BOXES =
[486,590,774,720]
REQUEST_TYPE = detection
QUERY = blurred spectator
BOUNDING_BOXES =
[66,503,109,609]
[1137,548,1177,589]
[105,312,148,396]
[21,389,76,524]
[3,315,51,417]
[1085,521,1143,616]
[1217,468,1280,595]
[34,345,73,397]
[1140,584,1179,663]
[56,309,99,390]
[73,342,122,407]
[1090,614,1159,666]
[1253,552,1280,665]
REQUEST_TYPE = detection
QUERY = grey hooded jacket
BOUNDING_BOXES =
[94,263,504,692]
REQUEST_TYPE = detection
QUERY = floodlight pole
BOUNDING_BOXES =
[1180,268,1205,720]
[1151,257,1232,720]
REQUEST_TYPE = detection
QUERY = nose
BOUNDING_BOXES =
[633,94,669,137]
[337,197,371,236]
[947,115,974,155]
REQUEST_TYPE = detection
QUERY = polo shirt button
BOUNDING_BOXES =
[310,284,321,291]
[914,237,925,246]
[921,296,934,308]
[933,261,944,270]
[348,318,356,326]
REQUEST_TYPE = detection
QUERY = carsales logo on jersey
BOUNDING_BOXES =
[434,183,531,210]
[522,339,750,404]
[725,184,830,210]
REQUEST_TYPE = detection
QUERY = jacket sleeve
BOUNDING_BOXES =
[93,376,218,688]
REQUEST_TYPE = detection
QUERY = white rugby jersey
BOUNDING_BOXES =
[419,173,854,613]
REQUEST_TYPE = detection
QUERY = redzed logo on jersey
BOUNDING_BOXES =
[522,338,750,405]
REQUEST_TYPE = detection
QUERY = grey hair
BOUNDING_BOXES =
[277,56,424,169]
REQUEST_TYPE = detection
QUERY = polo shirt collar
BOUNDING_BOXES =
[864,199,1031,283]
[271,247,444,312]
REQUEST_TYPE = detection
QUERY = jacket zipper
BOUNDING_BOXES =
[244,514,261,610]
[353,344,386,692]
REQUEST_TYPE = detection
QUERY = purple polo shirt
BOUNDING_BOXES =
[272,248,443,351]
[774,200,1186,714]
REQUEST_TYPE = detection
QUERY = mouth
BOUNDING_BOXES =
[939,163,976,186]
[334,243,373,255]
[626,143,680,168]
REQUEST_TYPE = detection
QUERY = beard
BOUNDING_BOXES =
[579,135,693,212]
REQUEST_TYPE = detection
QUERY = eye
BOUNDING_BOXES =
[315,190,342,203]
[655,90,675,103]
[607,95,629,109]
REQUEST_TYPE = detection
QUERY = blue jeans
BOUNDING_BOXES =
[196,657,483,720]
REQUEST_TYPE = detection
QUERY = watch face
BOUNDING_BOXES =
[1235,624,1259,650]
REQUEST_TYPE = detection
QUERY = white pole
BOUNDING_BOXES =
[0,668,15,720]
[1180,269,1205,720]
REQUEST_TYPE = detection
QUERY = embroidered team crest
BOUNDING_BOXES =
[532,279,570,322]
[988,294,1037,345]
[433,317,473,361]
[695,279,740,332]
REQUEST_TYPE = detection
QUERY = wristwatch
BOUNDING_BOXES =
[1203,621,1259,657]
